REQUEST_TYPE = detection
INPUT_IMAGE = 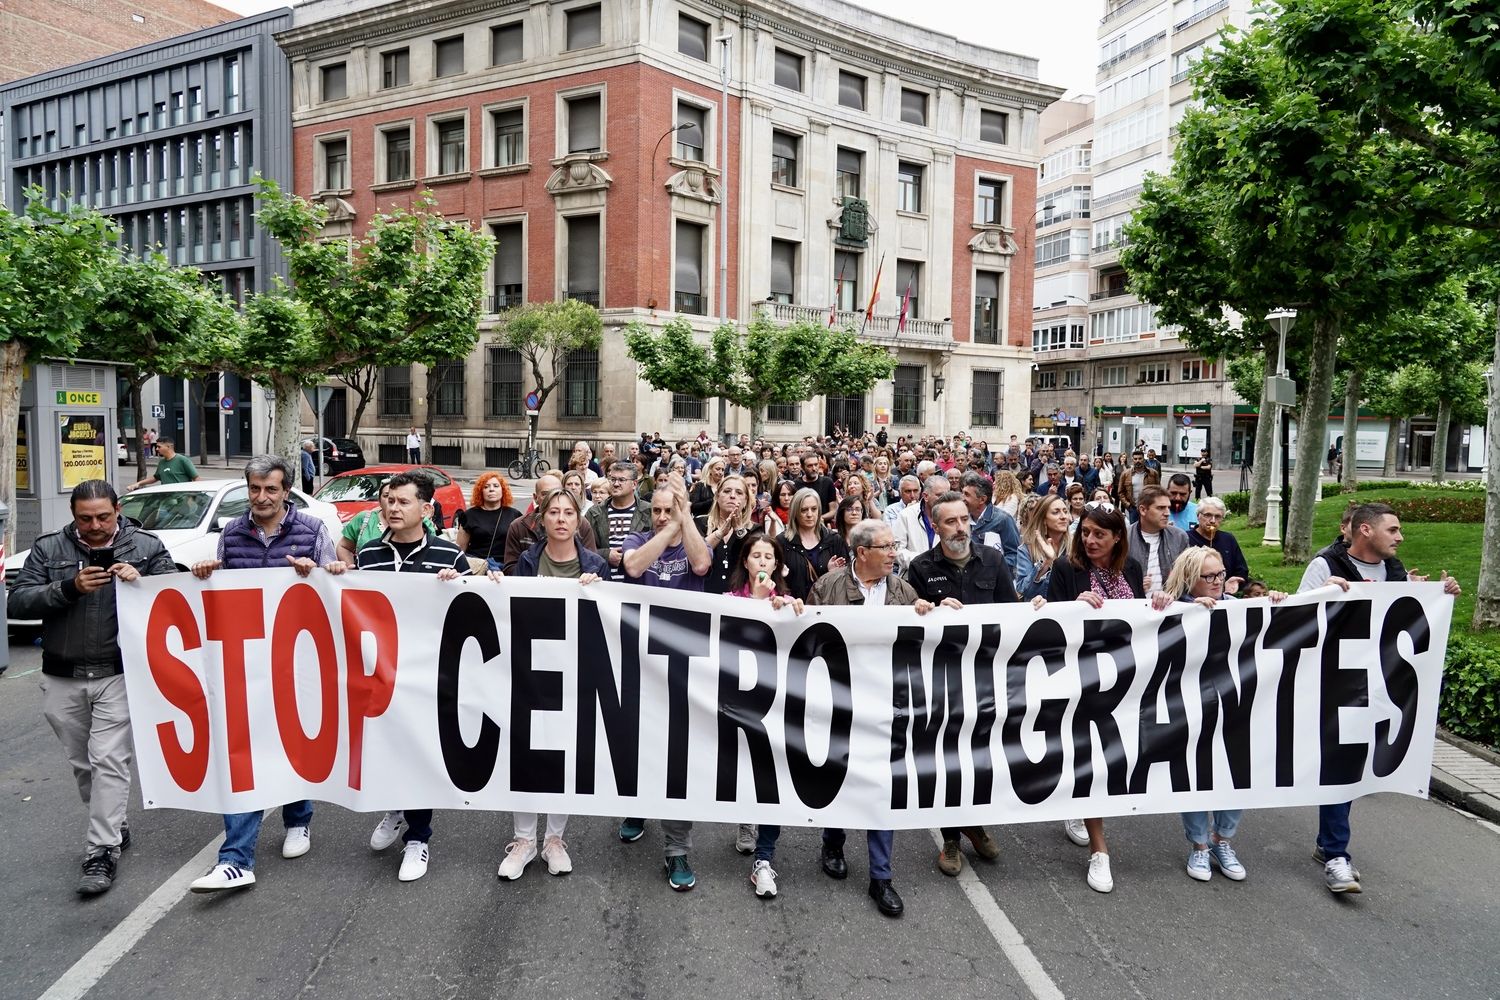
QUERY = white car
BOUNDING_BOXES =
[5,479,345,625]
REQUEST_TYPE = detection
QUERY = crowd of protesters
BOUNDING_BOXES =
[8,425,1460,916]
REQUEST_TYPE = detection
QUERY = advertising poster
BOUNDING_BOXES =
[58,413,106,488]
[16,413,29,493]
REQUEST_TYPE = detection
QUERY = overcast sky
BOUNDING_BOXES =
[216,0,1102,96]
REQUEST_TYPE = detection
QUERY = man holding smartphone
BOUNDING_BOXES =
[8,480,176,896]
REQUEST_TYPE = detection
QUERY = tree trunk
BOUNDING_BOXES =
[0,339,27,559]
[1340,367,1360,493]
[130,378,149,481]
[271,373,302,464]
[348,385,372,438]
[190,379,209,465]
[750,405,765,444]
[1284,315,1340,565]
[1473,290,1500,629]
[1383,416,1399,478]
[1247,339,1276,528]
[1431,396,1451,484]
[423,365,439,466]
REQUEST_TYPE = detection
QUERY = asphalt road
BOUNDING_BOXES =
[3,636,1499,1000]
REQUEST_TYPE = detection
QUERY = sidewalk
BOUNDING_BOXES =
[1430,730,1500,824]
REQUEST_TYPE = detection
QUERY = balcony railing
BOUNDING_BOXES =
[1097,31,1165,73]
[674,290,706,315]
[1174,0,1229,32]
[1091,287,1130,300]
[1101,0,1150,25]
[566,290,600,307]
[763,301,952,344]
[486,284,523,313]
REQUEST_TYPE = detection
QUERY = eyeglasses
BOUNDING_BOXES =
[862,542,899,552]
[607,477,633,485]
[1198,571,1228,583]
[1197,512,1224,520]
[1084,500,1115,512]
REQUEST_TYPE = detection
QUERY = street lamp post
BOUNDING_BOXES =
[1262,309,1298,547]
[1483,367,1494,475]
[715,32,732,445]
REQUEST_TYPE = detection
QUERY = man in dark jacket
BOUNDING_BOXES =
[8,480,176,895]
[906,493,1033,878]
[809,518,936,918]
[187,455,337,895]
[583,462,651,578]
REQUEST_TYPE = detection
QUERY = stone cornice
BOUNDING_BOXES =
[277,0,530,56]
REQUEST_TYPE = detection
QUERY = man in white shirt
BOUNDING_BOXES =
[1126,485,1189,592]
[406,427,422,464]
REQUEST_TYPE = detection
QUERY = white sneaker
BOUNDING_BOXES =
[1063,818,1090,846]
[541,835,572,876]
[1324,857,1361,894]
[281,826,311,859]
[751,858,778,899]
[1087,852,1114,893]
[735,824,758,855]
[497,837,537,880]
[189,863,256,894]
[1186,847,1212,882]
[369,812,406,851]
[398,841,429,882]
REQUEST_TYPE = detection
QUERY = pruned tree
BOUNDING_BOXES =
[0,193,120,553]
[493,299,604,458]
[336,363,380,438]
[624,314,897,441]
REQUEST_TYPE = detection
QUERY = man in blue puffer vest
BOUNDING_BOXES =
[184,454,337,895]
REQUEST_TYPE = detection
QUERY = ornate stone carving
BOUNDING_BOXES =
[664,166,720,204]
[831,196,873,247]
[545,157,613,196]
[968,226,1017,255]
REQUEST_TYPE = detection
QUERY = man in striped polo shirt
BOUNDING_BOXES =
[330,471,467,883]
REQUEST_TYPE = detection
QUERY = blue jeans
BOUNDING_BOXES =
[1181,810,1243,846]
[1317,802,1352,861]
[219,801,313,869]
[754,825,781,863]
[822,828,894,880]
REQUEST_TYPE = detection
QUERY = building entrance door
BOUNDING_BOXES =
[826,394,865,436]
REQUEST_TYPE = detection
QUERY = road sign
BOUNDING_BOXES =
[1121,415,1145,426]
[150,404,166,418]
[1181,414,1193,427]
[219,396,235,411]
[525,390,541,410]
[1055,409,1070,423]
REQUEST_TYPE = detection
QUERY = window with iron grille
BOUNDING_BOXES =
[380,365,411,416]
[892,364,924,425]
[485,347,522,417]
[766,402,801,422]
[562,348,600,417]
[491,221,524,309]
[672,394,705,420]
[971,371,1002,425]
[433,361,465,416]
[674,220,706,314]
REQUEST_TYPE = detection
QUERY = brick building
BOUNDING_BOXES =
[277,0,1062,467]
[0,0,238,86]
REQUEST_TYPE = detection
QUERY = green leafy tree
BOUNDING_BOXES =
[241,180,492,461]
[0,194,120,552]
[492,299,604,459]
[624,314,897,441]
[80,250,242,479]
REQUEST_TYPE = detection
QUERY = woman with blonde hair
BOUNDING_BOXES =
[780,486,842,599]
[690,456,725,516]
[1157,545,1285,883]
[696,474,753,595]
[992,469,1025,519]
[1014,493,1071,600]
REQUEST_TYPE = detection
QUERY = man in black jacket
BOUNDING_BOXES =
[8,480,176,895]
[906,492,1039,877]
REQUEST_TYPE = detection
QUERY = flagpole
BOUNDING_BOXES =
[859,252,885,338]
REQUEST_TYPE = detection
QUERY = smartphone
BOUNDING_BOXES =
[88,547,116,570]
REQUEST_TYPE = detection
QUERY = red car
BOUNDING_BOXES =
[314,464,467,529]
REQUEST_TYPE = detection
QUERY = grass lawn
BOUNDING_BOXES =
[1221,486,1499,650]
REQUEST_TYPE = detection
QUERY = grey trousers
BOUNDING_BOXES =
[662,820,693,858]
[40,674,132,855]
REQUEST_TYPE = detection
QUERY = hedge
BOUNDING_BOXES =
[1441,635,1500,750]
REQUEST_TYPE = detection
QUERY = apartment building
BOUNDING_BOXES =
[276,0,1064,466]
[1031,0,1254,469]
[1,9,295,458]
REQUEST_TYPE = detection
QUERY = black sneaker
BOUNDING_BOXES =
[78,851,117,896]
[120,824,131,852]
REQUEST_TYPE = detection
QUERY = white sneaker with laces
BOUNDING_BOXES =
[1210,840,1246,881]
[751,859,778,898]
[398,841,429,882]
[1063,818,1089,846]
[281,826,311,859]
[735,824,758,855]
[497,837,537,880]
[541,836,573,876]
[369,812,406,851]
[1087,851,1114,893]
[1324,856,1361,894]
[189,863,256,894]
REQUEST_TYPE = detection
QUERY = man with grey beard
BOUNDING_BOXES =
[905,491,1035,877]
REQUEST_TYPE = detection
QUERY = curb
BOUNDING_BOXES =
[1430,728,1500,824]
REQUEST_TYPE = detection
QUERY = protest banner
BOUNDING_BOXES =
[118,573,1451,829]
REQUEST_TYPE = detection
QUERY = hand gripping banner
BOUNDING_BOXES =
[117,573,1452,829]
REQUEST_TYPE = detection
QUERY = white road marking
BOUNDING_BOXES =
[37,834,224,1000]
[929,830,1067,1000]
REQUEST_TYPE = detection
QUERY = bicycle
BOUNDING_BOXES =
[507,446,551,480]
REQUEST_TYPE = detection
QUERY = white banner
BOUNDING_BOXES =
[118,573,1452,829]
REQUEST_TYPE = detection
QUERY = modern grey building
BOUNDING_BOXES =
[1,8,293,458]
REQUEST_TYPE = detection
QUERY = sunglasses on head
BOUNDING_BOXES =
[1084,500,1115,512]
